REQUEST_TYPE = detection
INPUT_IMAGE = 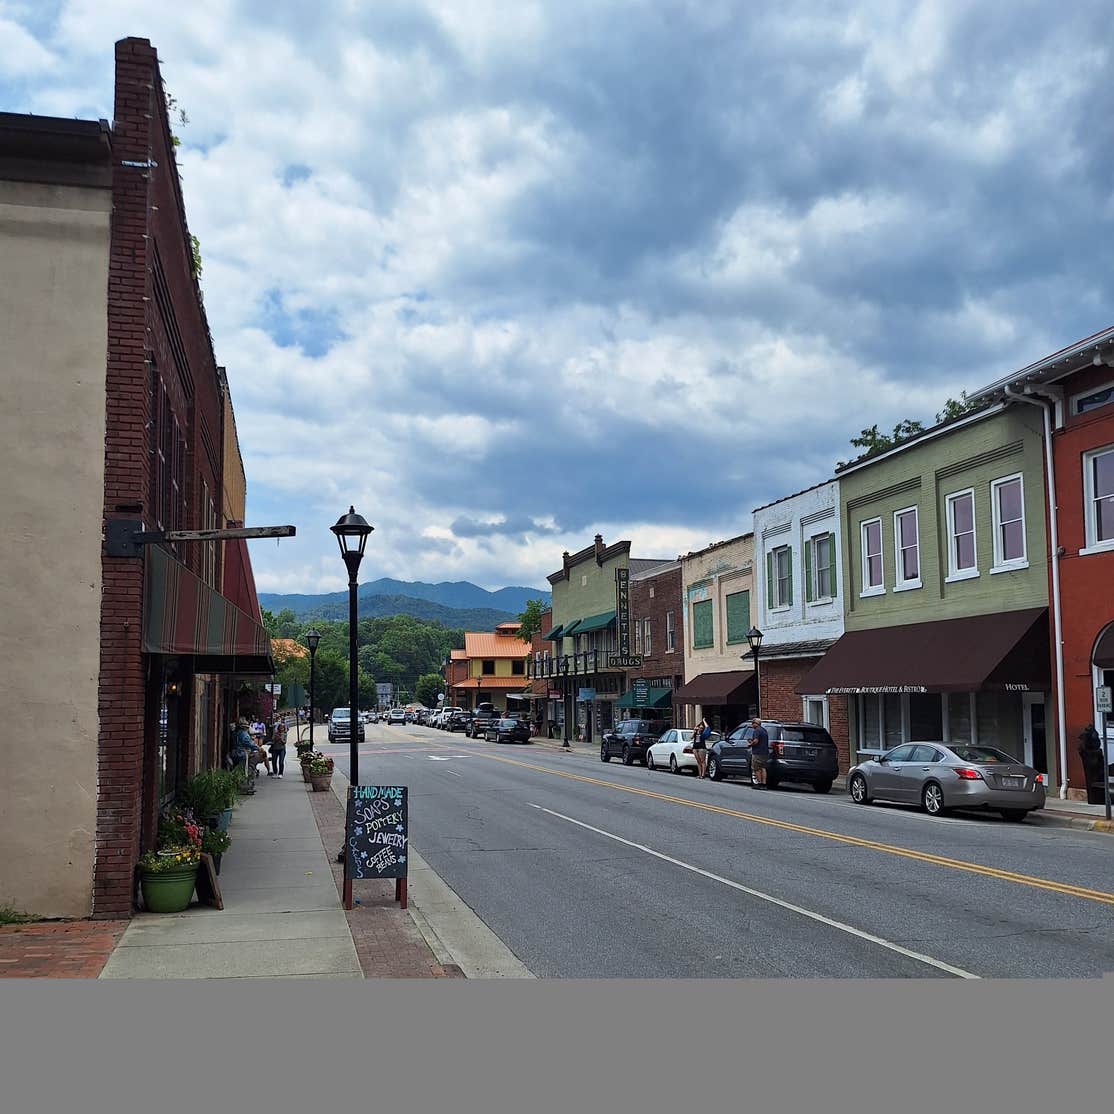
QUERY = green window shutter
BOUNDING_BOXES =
[726,590,750,644]
[786,547,793,605]
[766,551,774,611]
[693,600,713,649]
[804,538,814,604]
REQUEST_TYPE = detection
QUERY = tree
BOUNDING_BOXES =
[516,598,547,642]
[936,392,979,424]
[837,419,925,469]
[415,672,445,708]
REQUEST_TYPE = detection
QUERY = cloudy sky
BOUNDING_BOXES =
[3,1,1112,594]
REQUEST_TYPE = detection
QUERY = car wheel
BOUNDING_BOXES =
[707,755,722,781]
[669,754,679,774]
[922,782,947,816]
[1000,809,1028,823]
[813,780,833,795]
[646,751,656,771]
[600,742,610,763]
[849,773,870,805]
[766,776,780,790]
[622,745,633,766]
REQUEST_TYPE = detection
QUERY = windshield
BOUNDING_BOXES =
[332,709,350,720]
[949,745,1018,764]
[778,727,833,744]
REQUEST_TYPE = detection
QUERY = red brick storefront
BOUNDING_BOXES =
[761,656,850,773]
[626,563,684,714]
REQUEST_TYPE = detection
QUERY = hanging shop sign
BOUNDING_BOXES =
[615,567,631,654]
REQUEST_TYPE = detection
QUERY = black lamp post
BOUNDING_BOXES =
[744,626,764,719]
[306,628,321,750]
[331,506,374,789]
[560,655,571,749]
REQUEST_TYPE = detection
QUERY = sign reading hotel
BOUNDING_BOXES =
[615,567,631,654]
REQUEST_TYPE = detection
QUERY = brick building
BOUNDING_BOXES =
[616,561,683,724]
[0,38,268,920]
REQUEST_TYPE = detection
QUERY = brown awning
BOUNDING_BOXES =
[1094,624,1114,669]
[796,608,1049,695]
[673,669,756,704]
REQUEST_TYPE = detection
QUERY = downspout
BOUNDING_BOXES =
[1003,386,1069,797]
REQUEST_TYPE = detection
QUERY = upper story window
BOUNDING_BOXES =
[860,518,884,596]
[692,599,714,649]
[945,489,978,581]
[893,507,921,591]
[482,659,495,675]
[1083,445,1114,553]
[511,660,525,676]
[1073,381,1114,417]
[665,610,676,652]
[634,620,643,653]
[990,474,1028,571]
[767,545,792,610]
[805,532,834,603]
[643,618,652,656]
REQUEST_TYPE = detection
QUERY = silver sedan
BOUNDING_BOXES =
[847,742,1046,821]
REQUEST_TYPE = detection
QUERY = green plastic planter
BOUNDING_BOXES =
[140,864,199,913]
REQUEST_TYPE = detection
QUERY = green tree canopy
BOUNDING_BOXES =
[516,598,547,641]
[415,672,445,708]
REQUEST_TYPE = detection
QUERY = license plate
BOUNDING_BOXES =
[1000,776,1024,788]
[804,748,817,758]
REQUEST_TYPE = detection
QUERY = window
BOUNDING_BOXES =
[1083,446,1114,552]
[860,518,883,595]
[725,590,750,643]
[643,618,652,656]
[805,533,834,603]
[511,660,525,676]
[482,660,495,675]
[634,620,643,653]
[990,474,1027,570]
[910,745,943,763]
[666,610,676,652]
[893,507,921,590]
[766,546,792,610]
[692,599,713,649]
[802,696,827,728]
[1073,382,1114,416]
[945,489,978,580]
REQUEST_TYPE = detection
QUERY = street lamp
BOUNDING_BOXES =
[744,626,764,719]
[560,655,571,749]
[331,506,374,790]
[306,628,321,751]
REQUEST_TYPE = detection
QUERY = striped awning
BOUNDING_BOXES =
[143,545,272,674]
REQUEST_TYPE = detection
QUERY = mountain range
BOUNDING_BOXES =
[259,578,550,627]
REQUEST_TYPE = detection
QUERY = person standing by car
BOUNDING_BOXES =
[693,717,711,778]
[748,717,770,788]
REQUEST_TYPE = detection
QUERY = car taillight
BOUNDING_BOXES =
[953,767,983,781]
[773,742,784,756]
[683,745,693,754]
[1035,773,1045,785]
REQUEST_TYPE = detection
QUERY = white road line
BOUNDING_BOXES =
[528,803,979,980]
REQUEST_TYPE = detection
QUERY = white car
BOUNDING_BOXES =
[646,729,722,774]
[387,708,406,725]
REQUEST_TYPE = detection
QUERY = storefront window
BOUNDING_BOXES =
[948,693,973,746]
[909,692,942,740]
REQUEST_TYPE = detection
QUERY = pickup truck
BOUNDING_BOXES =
[465,703,498,738]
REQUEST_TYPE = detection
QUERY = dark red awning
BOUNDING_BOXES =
[672,669,756,704]
[795,608,1049,695]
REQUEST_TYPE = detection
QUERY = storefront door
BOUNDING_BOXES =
[1022,694,1048,779]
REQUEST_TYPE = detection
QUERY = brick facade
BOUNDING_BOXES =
[759,657,850,772]
[628,564,684,698]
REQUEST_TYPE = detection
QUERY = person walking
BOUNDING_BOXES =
[748,717,770,788]
[270,716,288,778]
[693,717,711,778]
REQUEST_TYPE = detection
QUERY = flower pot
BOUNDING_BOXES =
[140,864,199,913]
[217,807,233,832]
[310,773,332,792]
[302,765,312,782]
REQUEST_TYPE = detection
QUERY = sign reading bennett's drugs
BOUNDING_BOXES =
[346,785,408,881]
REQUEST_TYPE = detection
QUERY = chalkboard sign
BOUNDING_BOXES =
[345,785,408,881]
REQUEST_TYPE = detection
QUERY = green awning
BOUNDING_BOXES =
[543,624,566,641]
[616,686,673,710]
[571,610,616,634]
[560,619,582,637]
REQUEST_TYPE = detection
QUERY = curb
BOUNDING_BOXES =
[1028,812,1114,834]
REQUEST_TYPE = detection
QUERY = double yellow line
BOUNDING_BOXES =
[423,736,1114,907]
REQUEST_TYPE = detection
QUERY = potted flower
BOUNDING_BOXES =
[181,769,238,833]
[200,828,231,875]
[307,752,335,792]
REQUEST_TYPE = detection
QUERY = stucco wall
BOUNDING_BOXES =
[681,534,754,680]
[0,179,110,917]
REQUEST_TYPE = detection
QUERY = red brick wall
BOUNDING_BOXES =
[628,566,685,710]
[760,657,850,772]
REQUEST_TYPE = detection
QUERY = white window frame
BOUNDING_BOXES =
[643,618,652,657]
[809,531,835,604]
[772,545,792,611]
[860,517,884,597]
[892,505,922,591]
[944,488,979,583]
[801,695,829,729]
[634,620,643,654]
[1081,444,1114,555]
[665,610,676,652]
[1071,379,1114,417]
[989,472,1029,573]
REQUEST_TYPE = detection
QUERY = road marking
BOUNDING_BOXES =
[427,755,474,761]
[409,742,1114,908]
[529,804,978,979]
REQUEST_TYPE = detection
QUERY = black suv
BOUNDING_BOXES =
[707,720,838,792]
[600,719,659,766]
[466,703,498,738]
[447,710,473,733]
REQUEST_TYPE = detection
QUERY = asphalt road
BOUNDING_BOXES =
[320,723,1114,979]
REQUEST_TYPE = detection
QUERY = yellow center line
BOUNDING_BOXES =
[413,733,1114,907]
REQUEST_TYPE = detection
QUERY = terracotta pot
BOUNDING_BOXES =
[310,773,332,792]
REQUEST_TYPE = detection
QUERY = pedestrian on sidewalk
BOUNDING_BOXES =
[693,717,711,778]
[748,717,770,788]
[270,717,288,778]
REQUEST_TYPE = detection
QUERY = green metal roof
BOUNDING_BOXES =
[569,610,616,634]
[559,619,581,637]
[543,624,566,641]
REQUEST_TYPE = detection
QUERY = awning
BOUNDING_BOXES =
[571,610,616,634]
[795,608,1050,695]
[672,670,756,704]
[144,546,273,674]
[560,620,582,638]
[616,686,673,710]
[543,624,567,641]
[1094,624,1114,669]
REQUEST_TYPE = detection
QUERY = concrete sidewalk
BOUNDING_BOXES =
[100,767,363,979]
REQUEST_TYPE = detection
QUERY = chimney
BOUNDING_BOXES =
[594,534,604,562]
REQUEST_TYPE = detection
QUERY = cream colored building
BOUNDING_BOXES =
[0,121,112,916]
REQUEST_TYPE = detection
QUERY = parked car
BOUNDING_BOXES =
[327,707,365,744]
[707,720,838,792]
[466,703,498,738]
[439,707,463,730]
[847,743,1046,820]
[646,728,723,774]
[387,708,406,725]
[447,710,473,733]
[600,719,661,766]
[484,717,532,744]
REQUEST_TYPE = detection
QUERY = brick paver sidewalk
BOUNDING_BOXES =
[305,779,464,978]
[0,920,127,978]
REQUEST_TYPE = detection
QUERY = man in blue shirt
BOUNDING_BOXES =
[748,717,770,789]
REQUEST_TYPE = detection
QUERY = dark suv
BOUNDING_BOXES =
[466,703,498,738]
[600,719,660,766]
[707,720,838,792]
[447,710,473,733]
